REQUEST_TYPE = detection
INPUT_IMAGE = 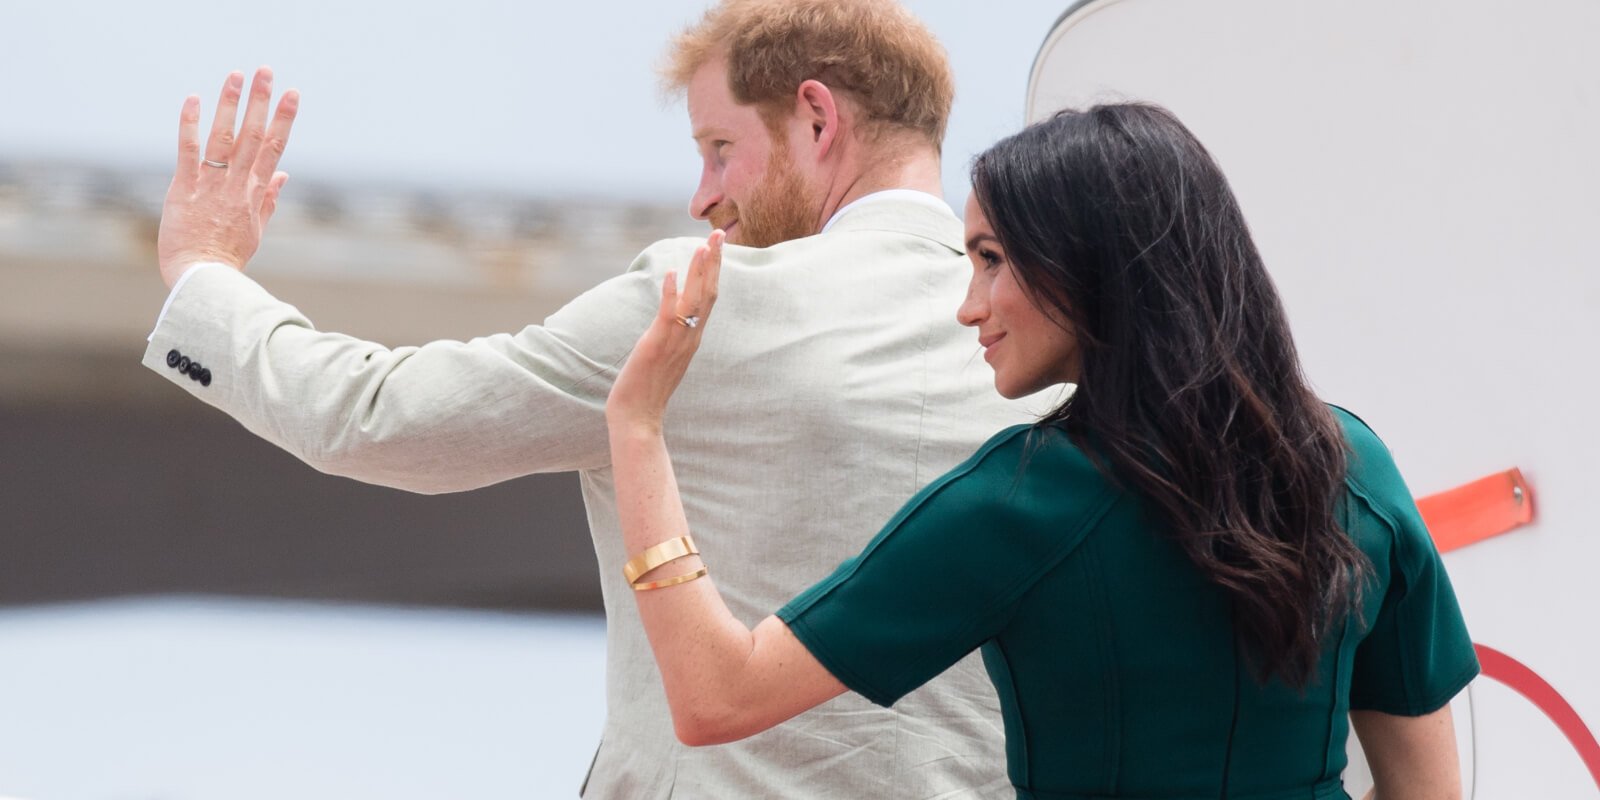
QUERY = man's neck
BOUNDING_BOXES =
[814,144,944,232]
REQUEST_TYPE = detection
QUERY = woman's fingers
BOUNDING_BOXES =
[676,230,725,322]
[701,229,724,313]
[203,71,243,168]
[660,269,679,322]
[604,236,725,426]
[678,246,705,317]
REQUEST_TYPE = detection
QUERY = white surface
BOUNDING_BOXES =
[1031,1,1600,796]
[0,598,606,800]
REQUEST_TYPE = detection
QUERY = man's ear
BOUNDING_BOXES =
[794,79,841,160]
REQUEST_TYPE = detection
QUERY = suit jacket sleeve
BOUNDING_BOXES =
[141,239,699,493]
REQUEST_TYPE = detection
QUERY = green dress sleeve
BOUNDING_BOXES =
[776,425,1121,707]
[1338,410,1480,716]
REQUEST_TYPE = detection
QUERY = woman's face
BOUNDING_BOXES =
[958,193,1081,399]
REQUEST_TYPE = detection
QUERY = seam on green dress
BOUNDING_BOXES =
[1080,534,1122,792]
[1321,612,1354,781]
[989,638,1030,790]
[1339,476,1418,706]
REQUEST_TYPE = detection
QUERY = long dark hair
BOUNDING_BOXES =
[972,104,1369,688]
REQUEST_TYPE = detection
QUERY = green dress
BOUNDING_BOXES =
[776,407,1478,800]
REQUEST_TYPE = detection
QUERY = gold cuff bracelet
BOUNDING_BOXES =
[632,566,709,591]
[622,535,700,584]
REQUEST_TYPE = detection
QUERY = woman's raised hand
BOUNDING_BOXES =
[606,230,725,434]
[157,67,298,288]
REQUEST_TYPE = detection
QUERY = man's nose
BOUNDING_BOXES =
[690,174,722,221]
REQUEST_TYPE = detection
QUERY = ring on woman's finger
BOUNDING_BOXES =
[674,314,700,329]
[202,159,230,169]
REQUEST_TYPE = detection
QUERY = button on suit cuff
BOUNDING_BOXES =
[148,262,227,342]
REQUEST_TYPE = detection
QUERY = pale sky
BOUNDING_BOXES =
[1,1,1075,206]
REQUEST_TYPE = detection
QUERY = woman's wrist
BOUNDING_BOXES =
[605,412,665,440]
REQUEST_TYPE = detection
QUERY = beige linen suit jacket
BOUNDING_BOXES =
[143,197,1044,798]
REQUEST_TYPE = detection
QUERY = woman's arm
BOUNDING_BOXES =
[1350,705,1462,800]
[605,231,847,746]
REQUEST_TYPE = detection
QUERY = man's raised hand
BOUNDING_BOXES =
[157,67,298,288]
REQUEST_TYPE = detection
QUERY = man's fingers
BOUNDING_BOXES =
[228,66,274,184]
[204,71,244,166]
[250,89,299,195]
[260,171,289,228]
[174,95,202,186]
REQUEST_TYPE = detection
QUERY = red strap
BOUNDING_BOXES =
[1475,644,1600,790]
[1416,468,1533,553]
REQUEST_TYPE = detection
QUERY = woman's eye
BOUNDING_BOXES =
[978,248,1003,269]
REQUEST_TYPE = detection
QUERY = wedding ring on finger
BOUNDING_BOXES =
[674,314,700,329]
[202,159,230,169]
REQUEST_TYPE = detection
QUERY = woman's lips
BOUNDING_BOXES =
[980,332,1005,360]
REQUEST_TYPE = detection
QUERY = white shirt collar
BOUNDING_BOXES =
[820,189,953,233]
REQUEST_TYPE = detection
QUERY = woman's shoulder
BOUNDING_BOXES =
[1326,404,1410,497]
[921,423,1121,529]
[1325,404,1433,550]
[960,423,1109,482]
[1326,404,1386,456]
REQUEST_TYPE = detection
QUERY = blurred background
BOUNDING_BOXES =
[0,2,1073,797]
